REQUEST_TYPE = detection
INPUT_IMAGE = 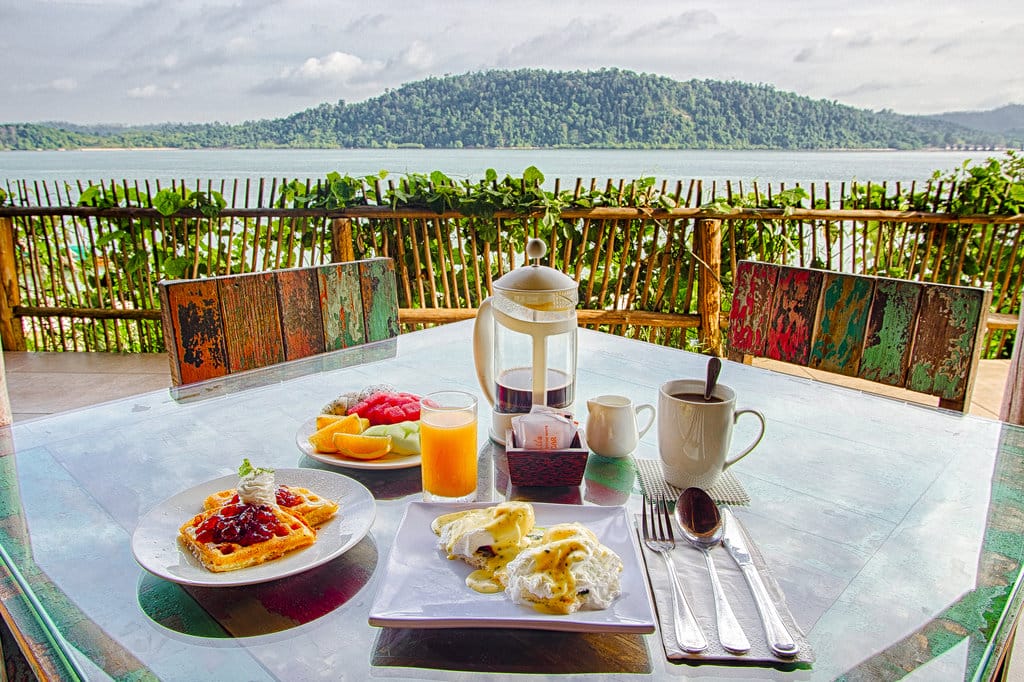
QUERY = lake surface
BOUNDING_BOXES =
[0,148,996,190]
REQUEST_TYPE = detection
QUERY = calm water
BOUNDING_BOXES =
[0,148,995,190]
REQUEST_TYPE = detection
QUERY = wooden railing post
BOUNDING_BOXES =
[0,217,27,352]
[331,218,355,263]
[696,218,723,355]
[0,350,10,427]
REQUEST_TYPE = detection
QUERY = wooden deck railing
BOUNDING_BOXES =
[2,183,1022,359]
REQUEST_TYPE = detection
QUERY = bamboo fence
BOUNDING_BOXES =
[1,176,1022,359]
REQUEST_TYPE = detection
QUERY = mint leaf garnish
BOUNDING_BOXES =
[238,458,274,477]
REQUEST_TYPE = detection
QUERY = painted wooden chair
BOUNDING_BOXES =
[1000,313,1024,425]
[158,257,399,386]
[726,260,992,413]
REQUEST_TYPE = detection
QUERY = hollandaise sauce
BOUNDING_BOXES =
[432,502,537,594]
[523,536,589,613]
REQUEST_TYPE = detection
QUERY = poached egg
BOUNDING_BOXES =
[504,522,623,614]
[431,501,537,593]
[432,503,623,614]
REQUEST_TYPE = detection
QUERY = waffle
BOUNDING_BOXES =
[179,503,316,572]
[203,485,339,527]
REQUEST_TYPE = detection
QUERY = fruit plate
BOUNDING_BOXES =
[131,468,375,587]
[368,502,657,633]
[296,418,422,470]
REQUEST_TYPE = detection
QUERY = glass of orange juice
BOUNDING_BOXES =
[419,390,478,502]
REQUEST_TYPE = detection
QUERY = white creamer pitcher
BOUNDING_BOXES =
[585,394,655,458]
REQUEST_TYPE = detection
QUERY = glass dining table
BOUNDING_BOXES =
[1,320,1022,681]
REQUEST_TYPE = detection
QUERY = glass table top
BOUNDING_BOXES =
[1,320,1021,680]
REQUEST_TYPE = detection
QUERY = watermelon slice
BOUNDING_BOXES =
[347,391,421,425]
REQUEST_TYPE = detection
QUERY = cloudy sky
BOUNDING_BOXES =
[2,0,1022,125]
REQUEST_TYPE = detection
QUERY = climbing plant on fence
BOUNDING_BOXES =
[2,152,1023,356]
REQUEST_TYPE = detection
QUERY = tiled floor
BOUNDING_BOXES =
[3,351,172,422]
[754,357,1011,419]
[0,350,1020,678]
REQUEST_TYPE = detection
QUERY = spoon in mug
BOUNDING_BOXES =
[704,356,722,402]
[675,487,750,654]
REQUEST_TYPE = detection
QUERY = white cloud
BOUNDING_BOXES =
[829,27,855,40]
[8,77,79,95]
[225,36,253,56]
[297,51,376,81]
[49,78,77,92]
[395,41,434,71]
[2,0,1022,123]
[127,84,163,99]
[251,50,388,97]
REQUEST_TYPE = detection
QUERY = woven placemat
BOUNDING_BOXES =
[634,457,750,505]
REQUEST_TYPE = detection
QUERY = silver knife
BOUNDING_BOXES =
[720,507,799,658]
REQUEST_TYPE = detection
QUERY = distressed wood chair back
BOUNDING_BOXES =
[727,260,991,413]
[158,258,399,386]
[1000,313,1024,425]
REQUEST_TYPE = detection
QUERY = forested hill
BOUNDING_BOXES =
[1,68,1017,151]
[928,104,1024,137]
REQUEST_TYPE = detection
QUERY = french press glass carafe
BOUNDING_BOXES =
[473,239,579,443]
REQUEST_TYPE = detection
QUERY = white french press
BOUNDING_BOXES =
[473,238,579,443]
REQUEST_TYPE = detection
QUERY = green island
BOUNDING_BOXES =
[2,68,1022,151]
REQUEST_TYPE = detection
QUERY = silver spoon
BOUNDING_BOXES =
[704,356,722,402]
[675,487,750,654]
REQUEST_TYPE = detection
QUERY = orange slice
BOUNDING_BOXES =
[333,432,392,460]
[308,414,365,453]
[316,413,370,431]
[316,413,347,430]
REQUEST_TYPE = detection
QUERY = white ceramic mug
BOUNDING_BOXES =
[585,395,656,458]
[657,379,766,489]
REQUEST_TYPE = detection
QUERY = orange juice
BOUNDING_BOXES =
[420,409,478,499]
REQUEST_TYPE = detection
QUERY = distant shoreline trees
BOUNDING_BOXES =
[2,68,1019,152]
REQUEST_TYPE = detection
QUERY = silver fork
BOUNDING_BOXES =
[641,496,708,653]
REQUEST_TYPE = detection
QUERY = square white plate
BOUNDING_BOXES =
[368,501,656,633]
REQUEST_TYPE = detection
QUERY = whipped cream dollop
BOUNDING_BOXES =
[237,468,276,506]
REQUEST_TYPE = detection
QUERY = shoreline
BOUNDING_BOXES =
[1,148,1000,188]
[3,145,1012,154]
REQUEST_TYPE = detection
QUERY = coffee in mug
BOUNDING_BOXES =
[657,379,765,490]
[668,392,724,404]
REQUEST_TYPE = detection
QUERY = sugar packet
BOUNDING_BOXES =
[511,406,576,450]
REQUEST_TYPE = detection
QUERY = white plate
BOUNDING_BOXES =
[368,502,656,633]
[296,418,422,470]
[131,468,375,587]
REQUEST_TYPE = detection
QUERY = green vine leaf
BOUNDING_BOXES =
[153,190,185,216]
[126,252,148,274]
[522,166,545,186]
[95,230,127,248]
[161,256,193,278]
[702,197,735,214]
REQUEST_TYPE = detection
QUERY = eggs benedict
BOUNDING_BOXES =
[431,501,537,593]
[504,522,623,614]
[432,503,623,614]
